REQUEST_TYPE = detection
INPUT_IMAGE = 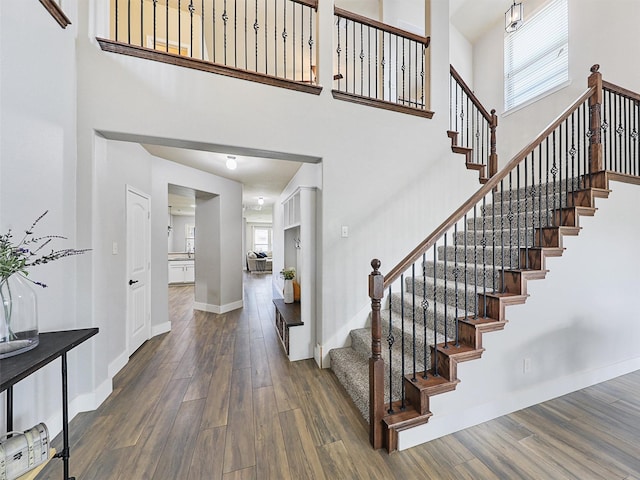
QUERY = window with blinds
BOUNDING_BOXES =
[504,0,568,112]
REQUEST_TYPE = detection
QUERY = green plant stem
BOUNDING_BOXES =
[0,277,17,341]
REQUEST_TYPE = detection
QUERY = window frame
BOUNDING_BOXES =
[504,0,569,113]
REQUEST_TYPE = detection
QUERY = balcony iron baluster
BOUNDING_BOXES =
[140,0,143,46]
[190,0,194,58]
[360,24,364,96]
[202,0,205,60]
[282,0,286,78]
[274,0,277,76]
[178,0,181,56]
[153,0,157,49]
[508,172,513,266]
[167,0,170,52]
[400,273,406,408]
[128,0,131,44]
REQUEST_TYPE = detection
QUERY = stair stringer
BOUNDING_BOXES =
[447,130,488,184]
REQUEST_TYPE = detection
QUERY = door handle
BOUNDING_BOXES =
[129,279,139,286]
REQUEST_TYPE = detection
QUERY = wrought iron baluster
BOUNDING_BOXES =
[223,0,228,65]
[282,0,287,78]
[368,26,371,98]
[508,172,513,266]
[422,253,428,379]
[524,157,529,266]
[411,264,417,382]
[400,274,405,408]
[202,0,205,60]
[274,0,277,77]
[140,0,143,46]
[178,0,181,55]
[127,0,131,44]
[454,224,460,346]
[254,0,258,73]
[292,2,295,81]
[500,180,506,284]
[189,0,194,57]
[473,205,478,317]
[166,0,169,52]
[464,213,468,316]
[336,17,341,89]
[443,233,449,348]
[308,9,313,85]
[264,0,267,74]
[244,0,248,68]
[433,244,438,376]
[153,0,157,49]
[387,286,394,414]
[401,38,406,106]
[360,23,364,96]
[352,17,356,95]
[481,198,487,318]
[115,0,119,42]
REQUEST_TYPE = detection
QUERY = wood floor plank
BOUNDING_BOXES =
[200,354,233,429]
[250,335,272,389]
[279,408,327,480]
[152,399,206,480]
[253,386,291,480]
[39,279,640,480]
[120,378,191,480]
[222,467,256,480]
[187,427,227,480]
[317,441,361,480]
[223,368,256,473]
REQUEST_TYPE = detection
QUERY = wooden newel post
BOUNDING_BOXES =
[489,109,499,178]
[368,258,385,449]
[588,64,604,173]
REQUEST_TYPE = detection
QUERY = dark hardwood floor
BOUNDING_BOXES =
[37,273,640,479]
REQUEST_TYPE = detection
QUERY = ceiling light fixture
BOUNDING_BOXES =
[505,1,524,33]
[258,197,264,205]
[226,155,237,170]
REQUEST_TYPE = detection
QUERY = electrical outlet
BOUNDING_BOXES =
[523,357,532,374]
[112,242,119,255]
[341,225,349,238]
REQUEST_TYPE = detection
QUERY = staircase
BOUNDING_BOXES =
[329,65,640,452]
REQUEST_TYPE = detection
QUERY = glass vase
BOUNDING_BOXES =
[0,274,39,359]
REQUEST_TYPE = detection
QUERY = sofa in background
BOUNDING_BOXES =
[246,251,273,272]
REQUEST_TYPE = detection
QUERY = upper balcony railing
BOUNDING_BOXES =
[332,8,432,118]
[99,2,433,116]
[101,0,320,94]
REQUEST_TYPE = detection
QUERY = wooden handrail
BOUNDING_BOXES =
[334,7,430,46]
[292,0,318,10]
[39,0,71,28]
[382,85,595,289]
[603,80,640,103]
[450,65,492,122]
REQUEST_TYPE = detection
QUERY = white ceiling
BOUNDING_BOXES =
[450,0,547,43]
[144,144,305,223]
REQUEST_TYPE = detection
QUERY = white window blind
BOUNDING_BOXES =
[504,0,568,111]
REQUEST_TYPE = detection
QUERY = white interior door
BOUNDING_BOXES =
[126,186,151,355]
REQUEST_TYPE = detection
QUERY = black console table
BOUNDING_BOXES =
[1,328,99,480]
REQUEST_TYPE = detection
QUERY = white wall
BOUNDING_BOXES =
[169,214,194,252]
[449,23,473,85]
[77,0,478,372]
[0,0,88,435]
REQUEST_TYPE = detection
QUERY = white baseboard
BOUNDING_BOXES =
[194,300,243,314]
[108,350,129,379]
[151,321,171,337]
[398,356,640,450]
[44,377,113,441]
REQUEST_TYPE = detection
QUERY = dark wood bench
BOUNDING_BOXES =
[272,299,303,355]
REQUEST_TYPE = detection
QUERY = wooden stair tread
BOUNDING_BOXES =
[452,146,472,154]
[504,268,548,280]
[404,370,461,395]
[539,226,581,236]
[434,342,484,362]
[383,402,433,431]
[460,316,508,332]
[465,162,486,171]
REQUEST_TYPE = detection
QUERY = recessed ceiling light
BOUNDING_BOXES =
[226,156,237,170]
